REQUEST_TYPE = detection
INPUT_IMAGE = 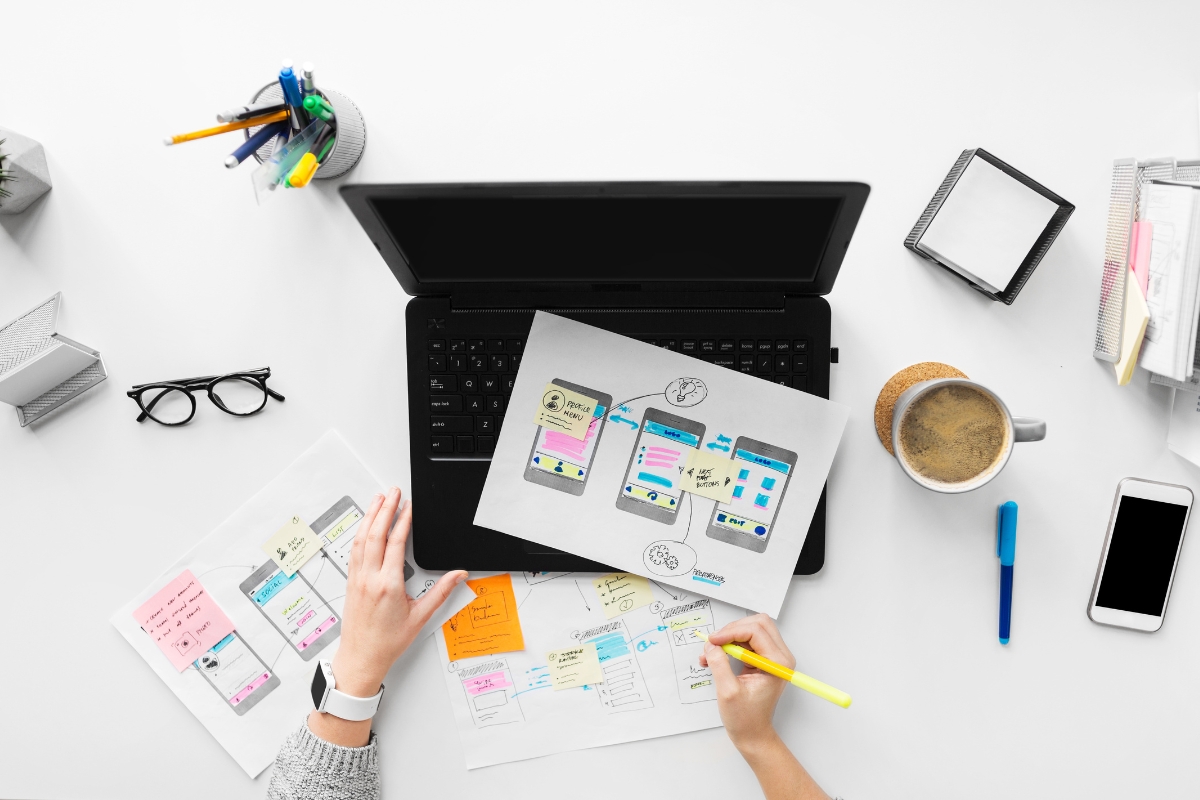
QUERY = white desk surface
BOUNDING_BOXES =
[4,2,1200,798]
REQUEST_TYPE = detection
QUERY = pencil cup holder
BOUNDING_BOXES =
[245,83,366,179]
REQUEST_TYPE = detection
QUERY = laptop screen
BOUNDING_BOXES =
[369,195,841,283]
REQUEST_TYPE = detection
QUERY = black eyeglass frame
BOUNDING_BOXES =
[126,367,285,426]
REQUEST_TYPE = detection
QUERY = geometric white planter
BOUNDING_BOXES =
[0,129,52,215]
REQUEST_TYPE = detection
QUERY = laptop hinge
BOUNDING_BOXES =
[452,291,785,311]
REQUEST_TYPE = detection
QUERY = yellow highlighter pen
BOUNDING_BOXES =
[695,630,852,709]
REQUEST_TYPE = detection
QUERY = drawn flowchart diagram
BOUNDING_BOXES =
[436,570,746,768]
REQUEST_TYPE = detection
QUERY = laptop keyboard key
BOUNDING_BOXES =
[739,356,755,373]
[456,436,475,453]
[430,395,462,412]
[450,339,466,353]
[428,339,446,352]
[774,355,790,372]
[428,355,447,372]
[488,339,505,352]
[795,339,808,352]
[448,355,465,372]
[757,355,773,373]
[490,354,508,372]
[713,356,736,369]
[468,339,485,353]
[757,340,773,352]
[429,375,457,392]
[482,375,499,394]
[507,339,523,352]
[719,340,735,353]
[502,375,516,395]
[700,339,716,353]
[431,416,473,433]
[511,354,522,370]
[740,340,755,352]
[469,354,486,371]
[773,376,791,388]
[431,436,453,453]
[477,436,495,454]
[681,340,698,353]
[477,416,495,433]
[793,354,809,372]
[486,396,504,413]
[794,375,808,392]
[461,375,479,393]
[466,395,484,412]
[775,340,791,352]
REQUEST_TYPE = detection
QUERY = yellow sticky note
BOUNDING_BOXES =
[1115,268,1150,386]
[593,572,654,619]
[680,449,738,503]
[533,383,597,441]
[546,642,604,690]
[261,514,322,577]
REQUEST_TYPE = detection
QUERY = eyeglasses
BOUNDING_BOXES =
[127,367,285,426]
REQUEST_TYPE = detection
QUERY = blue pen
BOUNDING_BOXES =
[996,501,1018,645]
[278,60,307,131]
[224,120,289,169]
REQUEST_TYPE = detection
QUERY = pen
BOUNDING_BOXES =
[225,120,289,169]
[302,62,317,96]
[163,110,290,145]
[997,501,1018,645]
[695,630,851,708]
[279,59,307,131]
[285,124,335,187]
[302,95,335,123]
[217,100,288,123]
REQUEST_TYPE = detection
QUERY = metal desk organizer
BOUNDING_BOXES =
[244,82,366,179]
[0,293,107,426]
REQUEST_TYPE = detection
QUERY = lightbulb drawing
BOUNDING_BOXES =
[665,377,707,408]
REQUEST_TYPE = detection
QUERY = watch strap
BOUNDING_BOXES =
[323,683,384,721]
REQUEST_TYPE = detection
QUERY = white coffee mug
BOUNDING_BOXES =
[891,378,1046,493]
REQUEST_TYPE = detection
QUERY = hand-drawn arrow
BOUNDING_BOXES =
[650,579,681,600]
[706,441,731,452]
[610,415,638,430]
[574,580,591,611]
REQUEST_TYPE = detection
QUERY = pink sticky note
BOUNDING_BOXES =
[1131,221,1152,299]
[133,569,236,672]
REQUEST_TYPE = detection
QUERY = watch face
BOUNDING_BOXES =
[310,664,328,709]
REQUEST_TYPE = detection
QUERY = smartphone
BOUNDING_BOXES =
[240,562,341,660]
[193,632,280,716]
[1087,478,1194,632]
[616,409,705,524]
[705,437,797,553]
[524,379,612,496]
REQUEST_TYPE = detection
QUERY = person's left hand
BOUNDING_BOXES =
[331,487,467,697]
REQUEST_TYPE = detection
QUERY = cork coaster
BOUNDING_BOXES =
[874,362,968,454]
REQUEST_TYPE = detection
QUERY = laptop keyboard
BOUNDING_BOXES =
[426,334,810,456]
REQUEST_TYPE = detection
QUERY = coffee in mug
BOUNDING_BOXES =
[890,378,1045,493]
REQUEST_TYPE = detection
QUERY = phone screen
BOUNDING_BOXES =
[315,503,363,576]
[245,567,339,655]
[1096,496,1189,616]
[621,419,701,512]
[195,633,273,709]
[712,448,793,540]
[529,402,607,482]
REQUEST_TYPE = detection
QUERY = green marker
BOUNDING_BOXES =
[302,95,335,122]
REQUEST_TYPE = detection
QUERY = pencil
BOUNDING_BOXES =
[163,110,291,146]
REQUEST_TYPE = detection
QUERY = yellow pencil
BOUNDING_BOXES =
[163,110,291,146]
[695,630,852,708]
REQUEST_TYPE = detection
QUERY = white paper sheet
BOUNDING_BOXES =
[1168,389,1200,468]
[110,430,474,778]
[436,571,745,768]
[474,313,849,616]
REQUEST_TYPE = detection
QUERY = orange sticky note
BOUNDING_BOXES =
[441,574,526,661]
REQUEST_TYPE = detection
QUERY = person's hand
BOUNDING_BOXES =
[331,487,468,697]
[699,613,795,755]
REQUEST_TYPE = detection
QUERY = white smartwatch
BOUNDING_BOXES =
[310,661,385,721]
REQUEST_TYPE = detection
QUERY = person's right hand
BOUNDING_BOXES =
[700,613,796,754]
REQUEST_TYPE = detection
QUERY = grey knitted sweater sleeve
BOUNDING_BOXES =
[266,720,380,800]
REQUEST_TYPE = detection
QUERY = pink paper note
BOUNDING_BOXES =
[132,569,236,672]
[1131,221,1152,299]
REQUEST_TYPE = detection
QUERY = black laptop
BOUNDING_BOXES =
[340,182,869,574]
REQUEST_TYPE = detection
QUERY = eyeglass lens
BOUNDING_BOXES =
[210,376,268,416]
[142,388,195,425]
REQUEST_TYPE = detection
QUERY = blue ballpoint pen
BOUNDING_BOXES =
[996,501,1018,645]
[278,60,307,131]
